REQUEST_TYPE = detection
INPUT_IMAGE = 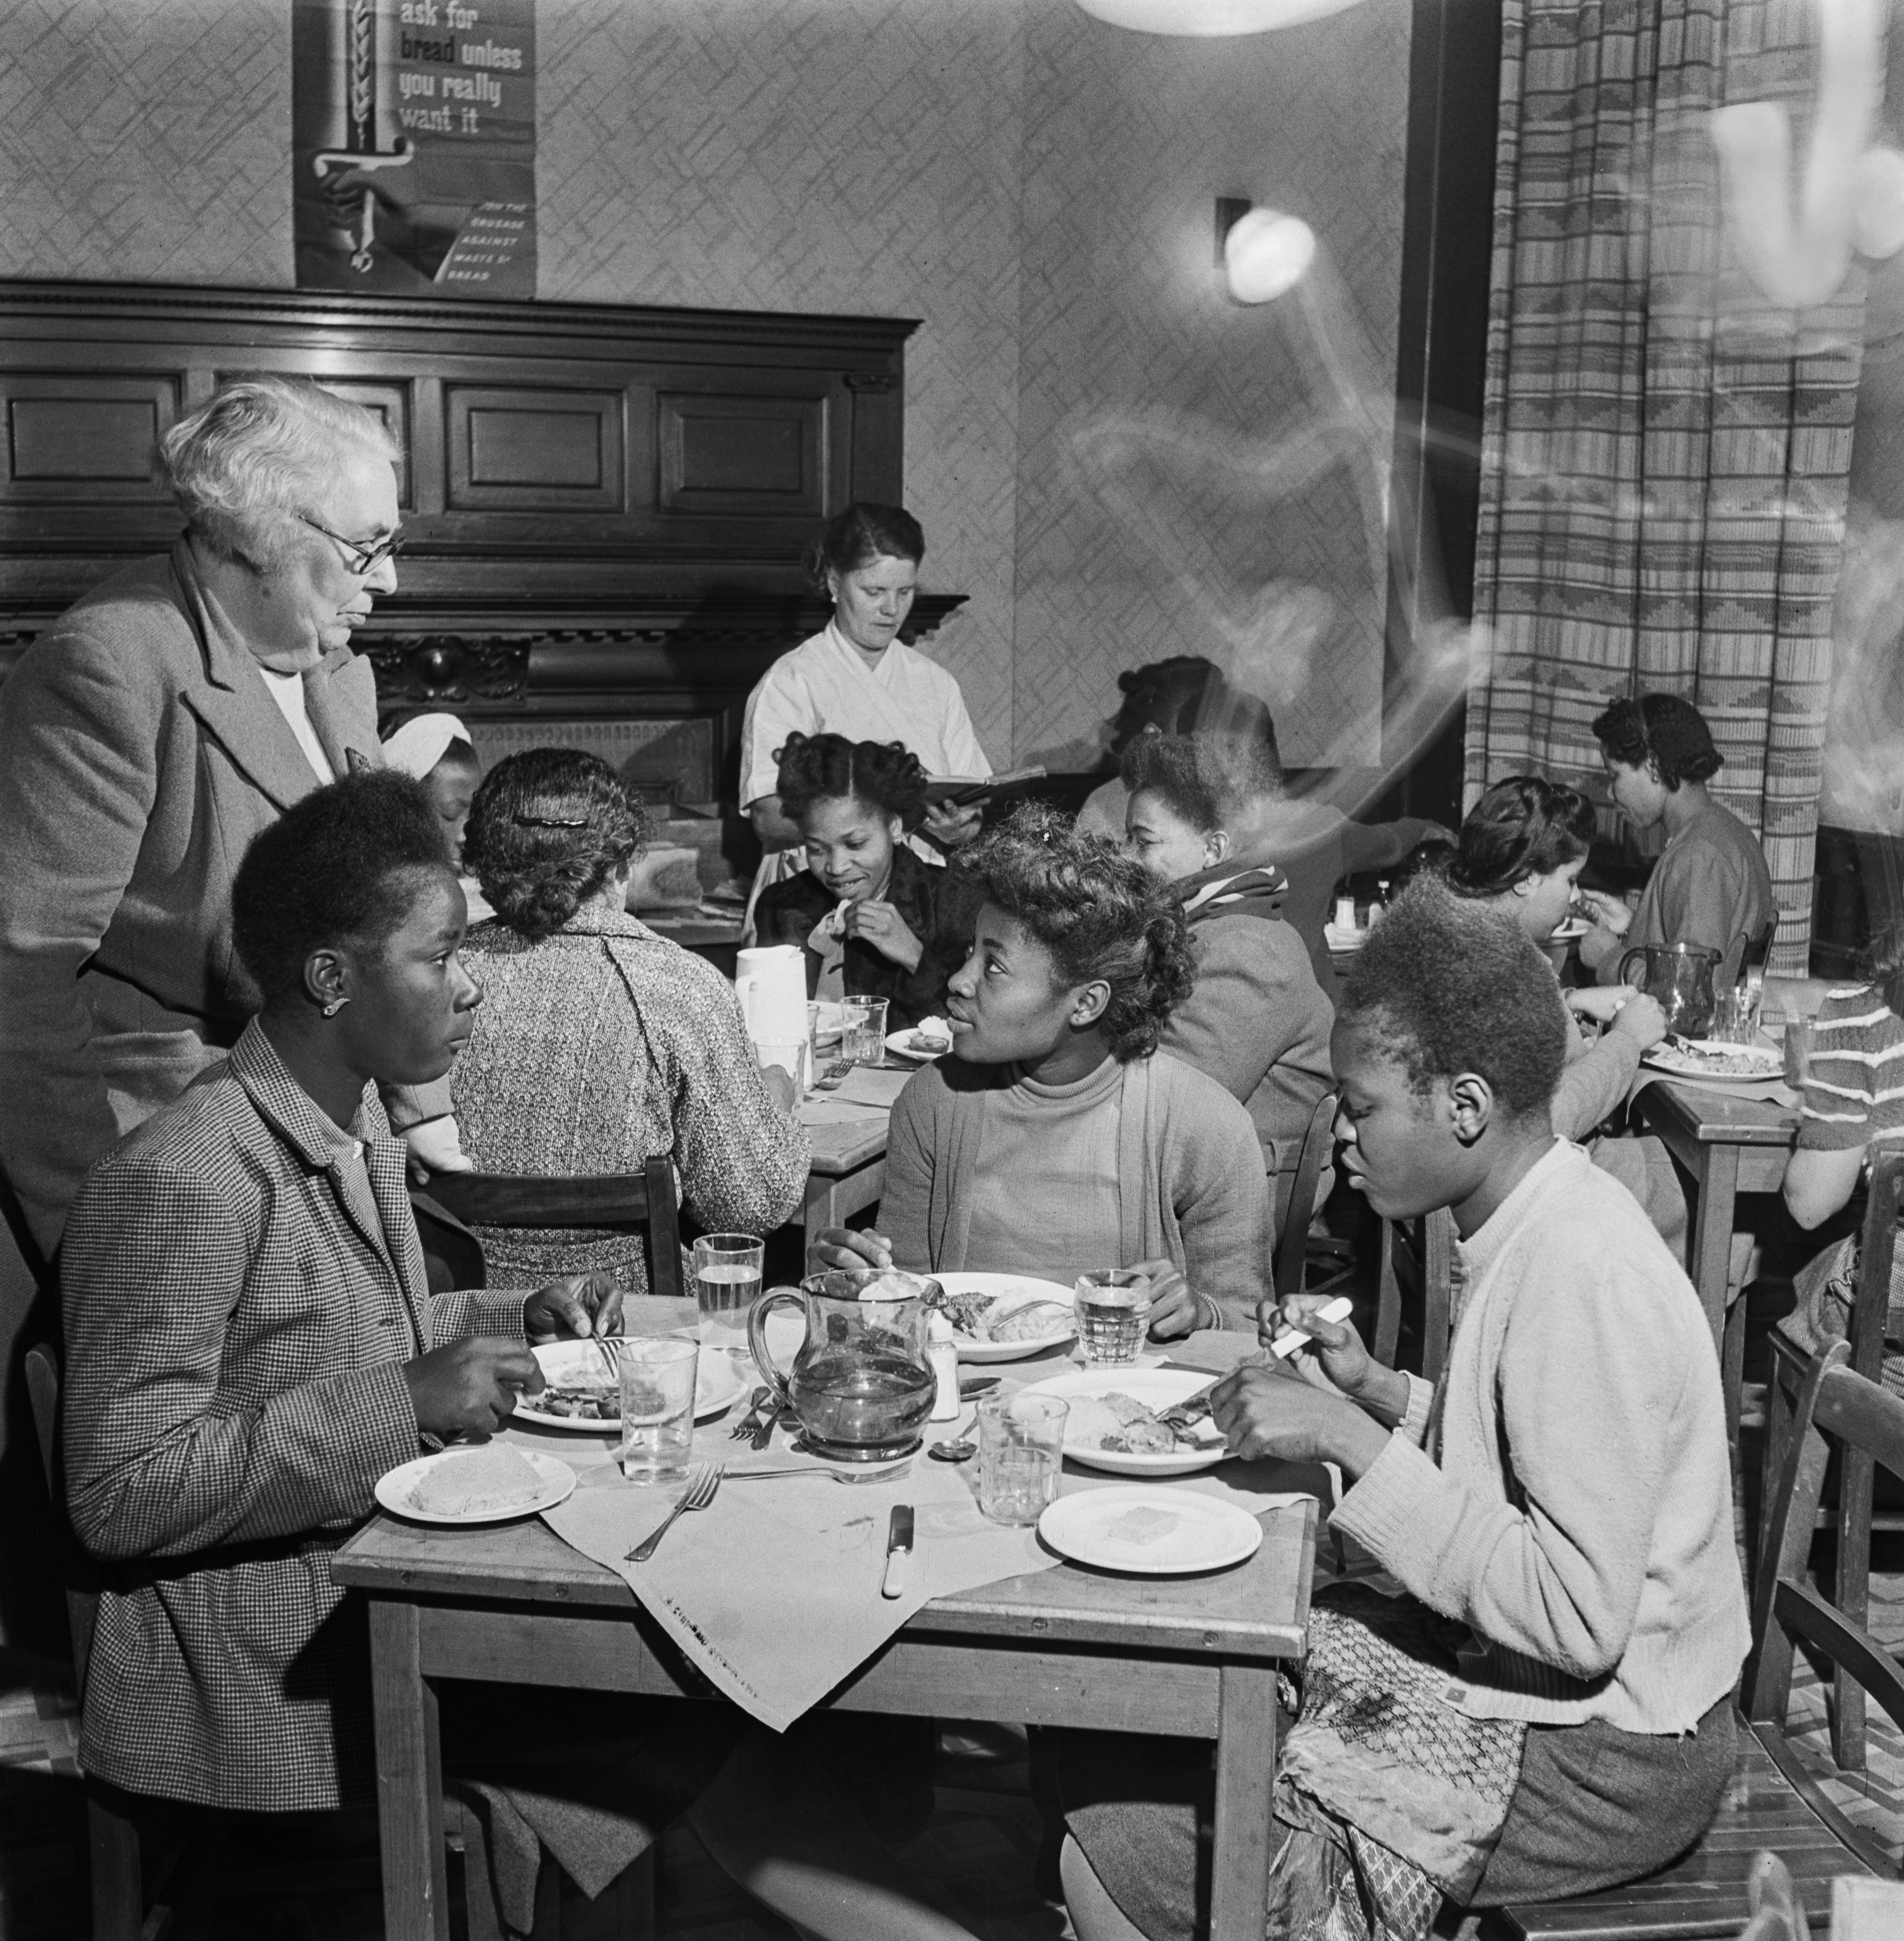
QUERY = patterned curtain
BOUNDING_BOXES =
[1466,0,1872,975]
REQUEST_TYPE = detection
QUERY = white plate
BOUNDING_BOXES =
[377,1446,576,1525]
[510,1341,747,1430]
[886,1029,951,1063]
[1039,1485,1263,1575]
[1641,1039,1783,1085]
[1018,1367,1228,1476]
[813,1000,845,1047]
[932,1272,1078,1362]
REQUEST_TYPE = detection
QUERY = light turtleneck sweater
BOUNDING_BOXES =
[1332,1138,1749,1732]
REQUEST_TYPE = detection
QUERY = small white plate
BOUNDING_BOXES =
[1641,1039,1783,1085]
[1019,1367,1228,1477]
[886,1029,951,1063]
[813,1000,845,1047]
[377,1446,576,1525]
[1039,1486,1263,1575]
[933,1272,1078,1362]
[511,1341,747,1431]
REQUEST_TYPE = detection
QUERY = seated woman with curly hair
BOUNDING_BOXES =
[816,804,1271,1333]
[1443,776,1669,1142]
[750,732,985,1029]
[422,747,811,1291]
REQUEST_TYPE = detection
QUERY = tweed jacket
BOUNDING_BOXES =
[0,543,381,1252]
[61,1021,526,1812]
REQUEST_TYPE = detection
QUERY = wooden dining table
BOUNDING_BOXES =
[1627,1079,1799,1446]
[334,1490,1316,1941]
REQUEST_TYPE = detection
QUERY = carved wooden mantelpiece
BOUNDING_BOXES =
[0,281,965,789]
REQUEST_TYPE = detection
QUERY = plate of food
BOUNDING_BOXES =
[1038,1485,1262,1575]
[1641,1038,1783,1084]
[511,1340,748,1430]
[925,1273,1077,1362]
[887,1016,954,1062]
[1018,1368,1228,1476]
[377,1445,576,1525]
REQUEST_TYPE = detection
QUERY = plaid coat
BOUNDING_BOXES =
[60,1021,526,1812]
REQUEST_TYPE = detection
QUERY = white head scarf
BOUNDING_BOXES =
[381,713,473,781]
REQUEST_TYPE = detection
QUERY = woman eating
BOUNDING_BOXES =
[1443,776,1667,1140]
[1119,732,1333,1223]
[739,503,991,925]
[1780,928,1904,1390]
[752,732,985,1029]
[815,804,1270,1333]
[439,747,809,1290]
[1055,888,1746,1941]
[1579,693,1774,988]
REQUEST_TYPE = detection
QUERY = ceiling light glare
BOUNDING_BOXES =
[1076,0,1366,35]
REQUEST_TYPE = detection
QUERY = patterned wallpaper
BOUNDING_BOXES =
[0,0,1410,769]
[1012,3,1409,769]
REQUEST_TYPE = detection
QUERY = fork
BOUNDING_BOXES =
[626,1461,723,1561]
[726,1461,911,1486]
[596,1336,621,1383]
[730,1386,774,1441]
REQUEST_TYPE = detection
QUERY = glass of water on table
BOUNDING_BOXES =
[841,996,889,1066]
[1074,1268,1153,1367]
[692,1232,764,1354]
[977,1393,1069,1525]
[617,1336,699,1484]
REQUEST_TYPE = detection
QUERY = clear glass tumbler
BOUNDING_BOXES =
[755,1038,808,1094]
[977,1393,1068,1525]
[1783,1017,1815,1092]
[617,1337,699,1484]
[1711,984,1761,1044]
[692,1233,764,1355]
[842,996,889,1065]
[1074,1269,1153,1367]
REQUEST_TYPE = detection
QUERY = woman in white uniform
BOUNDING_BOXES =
[740,505,989,929]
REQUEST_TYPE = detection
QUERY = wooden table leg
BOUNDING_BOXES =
[1209,1661,1280,1940]
[801,1172,843,1237]
[369,1598,450,1941]
[1686,1143,1743,1459]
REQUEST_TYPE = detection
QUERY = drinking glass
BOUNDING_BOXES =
[1783,1017,1815,1092]
[1074,1269,1153,1367]
[976,1393,1068,1525]
[842,996,889,1065]
[617,1337,699,1484]
[755,1038,808,1093]
[692,1233,764,1354]
[1711,984,1761,1044]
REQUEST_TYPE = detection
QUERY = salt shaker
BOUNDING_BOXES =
[928,1314,960,1420]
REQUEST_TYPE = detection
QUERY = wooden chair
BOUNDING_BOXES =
[420,1157,684,1300]
[1273,1091,1340,1299]
[1758,1152,1904,1774]
[20,1340,631,1940]
[1497,1339,1896,1938]
[1371,1207,1457,1382]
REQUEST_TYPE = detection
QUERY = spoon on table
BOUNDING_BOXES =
[928,1437,976,1464]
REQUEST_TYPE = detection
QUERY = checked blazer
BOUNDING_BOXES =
[60,1021,527,1812]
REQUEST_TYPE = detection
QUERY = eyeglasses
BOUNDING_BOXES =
[297,515,405,576]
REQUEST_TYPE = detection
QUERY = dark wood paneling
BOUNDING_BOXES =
[2,372,179,501]
[446,385,624,511]
[658,391,825,516]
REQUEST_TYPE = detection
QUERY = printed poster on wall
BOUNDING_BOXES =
[292,0,535,298]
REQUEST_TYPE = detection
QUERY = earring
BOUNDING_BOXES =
[321,997,349,1018]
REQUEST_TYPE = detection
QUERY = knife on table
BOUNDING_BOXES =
[881,1504,915,1600]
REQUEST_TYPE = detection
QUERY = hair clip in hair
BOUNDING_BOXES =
[513,811,590,829]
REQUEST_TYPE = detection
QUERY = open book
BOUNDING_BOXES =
[923,766,1047,808]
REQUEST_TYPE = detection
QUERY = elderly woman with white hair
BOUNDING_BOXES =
[0,373,399,1251]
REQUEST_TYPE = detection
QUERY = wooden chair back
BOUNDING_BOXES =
[1272,1092,1339,1299]
[1744,1339,1904,1880]
[1741,914,1779,975]
[1371,1207,1456,1382]
[419,1157,684,1300]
